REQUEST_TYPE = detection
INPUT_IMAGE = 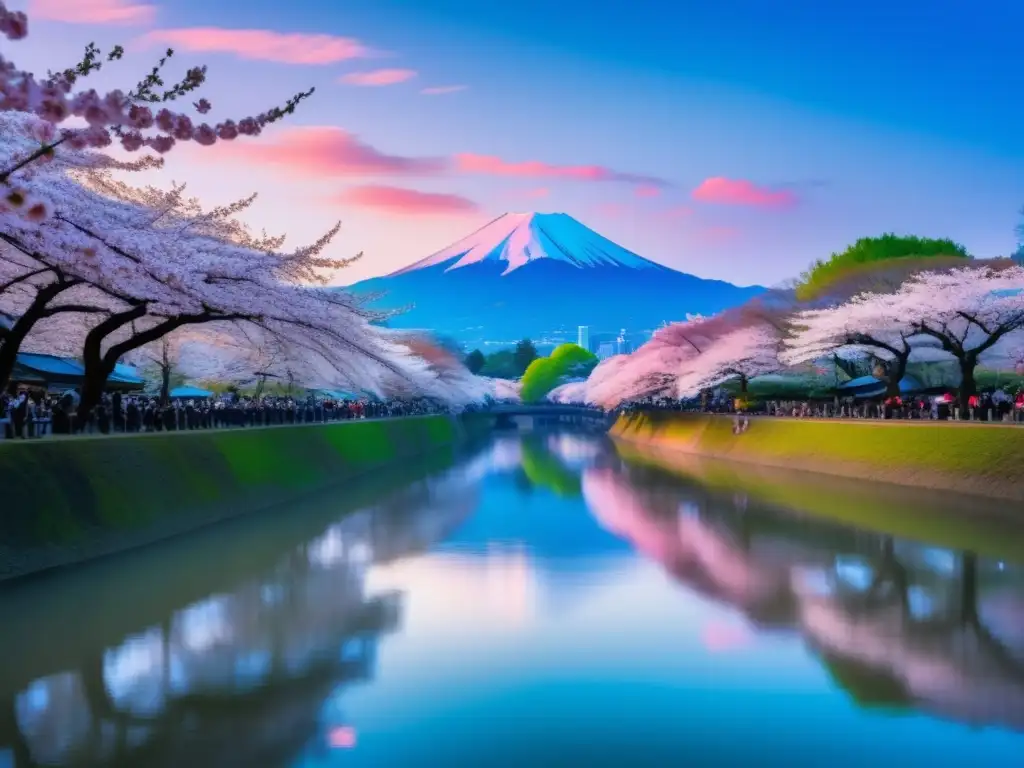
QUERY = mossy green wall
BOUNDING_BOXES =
[611,412,1024,502]
[0,415,489,564]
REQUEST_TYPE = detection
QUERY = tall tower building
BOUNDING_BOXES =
[577,325,590,351]
[615,328,627,355]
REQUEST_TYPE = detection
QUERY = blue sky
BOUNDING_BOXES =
[12,0,1024,286]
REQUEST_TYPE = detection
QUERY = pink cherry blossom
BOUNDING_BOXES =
[675,323,782,397]
[193,124,217,146]
[0,112,481,404]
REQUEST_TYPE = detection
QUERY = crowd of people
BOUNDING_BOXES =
[618,389,1024,423]
[1,389,460,439]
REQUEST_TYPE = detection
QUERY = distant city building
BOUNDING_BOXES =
[596,342,615,359]
[577,325,590,351]
[615,328,629,355]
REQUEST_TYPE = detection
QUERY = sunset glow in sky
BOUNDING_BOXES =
[11,0,1024,286]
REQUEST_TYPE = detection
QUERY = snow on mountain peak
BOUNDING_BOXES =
[391,212,663,276]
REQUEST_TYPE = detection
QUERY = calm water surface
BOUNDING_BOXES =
[2,431,1024,767]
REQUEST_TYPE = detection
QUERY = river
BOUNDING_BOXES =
[1,430,1023,766]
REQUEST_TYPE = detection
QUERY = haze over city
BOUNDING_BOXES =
[12,0,1023,287]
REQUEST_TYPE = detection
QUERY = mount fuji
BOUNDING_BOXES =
[346,212,764,351]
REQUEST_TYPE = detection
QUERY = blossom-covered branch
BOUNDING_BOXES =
[1,0,314,198]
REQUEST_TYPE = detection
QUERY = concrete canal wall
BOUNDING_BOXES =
[610,412,1024,502]
[0,414,491,582]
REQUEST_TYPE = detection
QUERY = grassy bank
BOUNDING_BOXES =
[0,414,490,579]
[613,441,1024,563]
[611,412,1024,502]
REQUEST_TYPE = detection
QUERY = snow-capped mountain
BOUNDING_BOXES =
[347,213,764,351]
[394,212,662,275]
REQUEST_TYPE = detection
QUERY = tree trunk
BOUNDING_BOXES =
[957,355,978,413]
[0,283,73,390]
[883,353,909,399]
[160,365,171,406]
[738,375,749,393]
[77,306,147,424]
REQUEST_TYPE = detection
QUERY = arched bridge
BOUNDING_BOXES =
[481,404,615,430]
[486,404,608,417]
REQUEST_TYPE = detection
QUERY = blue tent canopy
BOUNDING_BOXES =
[836,374,923,398]
[169,386,213,399]
[14,353,85,378]
[110,363,145,386]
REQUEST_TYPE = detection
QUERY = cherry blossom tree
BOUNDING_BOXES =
[786,266,1024,408]
[783,296,953,398]
[123,326,247,403]
[584,315,726,407]
[382,332,491,406]
[7,157,463,417]
[675,322,783,397]
[547,379,590,404]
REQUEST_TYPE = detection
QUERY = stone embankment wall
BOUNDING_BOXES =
[610,412,1024,502]
[0,414,490,582]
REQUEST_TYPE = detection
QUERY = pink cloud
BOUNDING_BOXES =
[340,68,417,86]
[526,187,550,198]
[701,621,752,653]
[336,185,477,215]
[634,184,661,198]
[692,177,796,207]
[224,126,446,177]
[420,85,467,95]
[456,153,667,187]
[137,28,372,65]
[29,0,155,25]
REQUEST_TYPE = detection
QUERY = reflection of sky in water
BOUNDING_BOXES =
[834,558,873,591]
[6,435,1024,766]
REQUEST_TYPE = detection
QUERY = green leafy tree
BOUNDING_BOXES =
[520,343,597,402]
[480,349,517,379]
[796,234,969,301]
[513,338,538,375]
[465,349,486,374]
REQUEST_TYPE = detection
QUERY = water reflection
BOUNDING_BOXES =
[0,460,478,767]
[583,459,1024,731]
[1,433,1023,766]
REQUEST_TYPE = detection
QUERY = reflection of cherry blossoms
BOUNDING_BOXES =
[581,466,792,622]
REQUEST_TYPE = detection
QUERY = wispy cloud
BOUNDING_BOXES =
[336,185,477,215]
[634,184,661,198]
[456,153,667,187]
[29,0,155,25]
[340,68,417,86]
[525,187,550,198]
[692,177,796,207]
[420,85,467,95]
[137,28,373,65]
[221,126,446,177]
